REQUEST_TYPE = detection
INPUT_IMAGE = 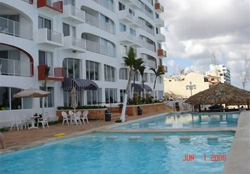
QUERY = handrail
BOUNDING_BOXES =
[92,0,114,12]
[86,40,115,57]
[0,16,33,40]
[0,58,32,77]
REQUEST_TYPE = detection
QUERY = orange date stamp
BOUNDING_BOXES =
[183,154,226,161]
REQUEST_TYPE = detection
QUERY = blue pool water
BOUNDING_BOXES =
[0,132,234,174]
[115,112,240,129]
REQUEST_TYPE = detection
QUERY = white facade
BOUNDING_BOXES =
[0,0,166,127]
[206,64,231,84]
[164,72,210,98]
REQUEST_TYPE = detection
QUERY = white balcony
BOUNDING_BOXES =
[63,4,85,24]
[64,36,86,53]
[21,0,33,4]
[85,13,115,34]
[155,18,164,27]
[156,33,165,42]
[119,31,142,47]
[142,41,155,52]
[124,0,141,10]
[0,58,32,77]
[37,28,63,47]
[92,0,114,12]
[155,3,164,13]
[86,40,116,57]
[0,17,32,40]
[141,23,155,36]
[118,10,134,24]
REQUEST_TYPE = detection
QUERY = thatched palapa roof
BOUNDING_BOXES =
[185,83,250,105]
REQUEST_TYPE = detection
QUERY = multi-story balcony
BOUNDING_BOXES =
[85,13,115,34]
[156,33,165,42]
[141,23,155,36]
[37,0,63,14]
[21,0,33,4]
[120,31,143,47]
[159,65,167,73]
[64,36,86,53]
[63,4,85,24]
[142,41,155,52]
[155,18,164,27]
[157,49,167,58]
[38,65,64,81]
[124,0,141,10]
[155,3,164,13]
[140,8,154,20]
[0,17,33,40]
[91,0,114,12]
[37,28,63,47]
[86,40,116,57]
[119,10,134,24]
[0,58,33,77]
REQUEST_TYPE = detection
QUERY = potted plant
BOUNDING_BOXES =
[118,104,123,113]
[175,102,180,111]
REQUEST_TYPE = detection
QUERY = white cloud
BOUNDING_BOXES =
[160,0,250,88]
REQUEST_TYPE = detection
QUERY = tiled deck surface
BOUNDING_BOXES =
[0,110,168,151]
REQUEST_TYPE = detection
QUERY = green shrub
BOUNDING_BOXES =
[146,93,152,104]
[57,105,107,110]
[133,92,140,105]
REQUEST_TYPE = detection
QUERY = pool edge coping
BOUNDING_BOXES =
[223,110,250,174]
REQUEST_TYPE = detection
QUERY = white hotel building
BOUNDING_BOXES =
[0,0,167,124]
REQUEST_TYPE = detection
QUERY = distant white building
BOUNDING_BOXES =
[206,64,231,84]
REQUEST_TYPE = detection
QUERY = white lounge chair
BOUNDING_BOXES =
[81,110,89,124]
[61,111,69,126]
[37,112,49,128]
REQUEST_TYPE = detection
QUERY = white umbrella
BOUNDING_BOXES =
[14,88,50,117]
[71,87,77,113]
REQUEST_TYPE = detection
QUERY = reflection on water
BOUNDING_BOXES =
[117,112,240,129]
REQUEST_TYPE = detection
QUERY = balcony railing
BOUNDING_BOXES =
[44,28,63,44]
[141,8,154,20]
[143,41,155,52]
[0,17,32,40]
[86,40,115,57]
[157,49,167,58]
[0,58,32,77]
[64,4,85,22]
[85,13,115,34]
[92,0,114,12]
[141,23,155,36]
[155,3,164,13]
[21,0,33,4]
[38,65,64,81]
[37,0,63,13]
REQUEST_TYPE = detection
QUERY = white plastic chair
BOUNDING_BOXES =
[10,115,23,131]
[61,111,69,126]
[81,110,89,124]
[37,112,49,128]
[69,110,81,125]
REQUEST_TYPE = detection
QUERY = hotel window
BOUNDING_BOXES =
[150,73,155,83]
[120,45,127,54]
[63,90,82,107]
[100,14,115,34]
[39,87,54,108]
[119,68,128,80]
[130,28,136,37]
[135,71,140,81]
[158,91,164,100]
[63,0,75,5]
[100,38,116,57]
[129,9,135,16]
[38,16,51,30]
[39,50,53,76]
[63,23,76,37]
[120,89,126,102]
[0,87,32,111]
[87,88,102,105]
[157,76,163,84]
[119,2,125,11]
[105,88,117,103]
[86,60,100,81]
[143,73,148,82]
[119,23,126,32]
[104,65,116,82]
[63,58,80,78]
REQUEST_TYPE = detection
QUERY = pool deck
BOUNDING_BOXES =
[223,110,250,174]
[0,110,168,154]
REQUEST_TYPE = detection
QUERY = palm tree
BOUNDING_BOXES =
[120,47,136,122]
[132,58,143,96]
[150,67,165,99]
[138,65,146,101]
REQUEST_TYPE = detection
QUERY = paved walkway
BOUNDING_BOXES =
[0,110,168,151]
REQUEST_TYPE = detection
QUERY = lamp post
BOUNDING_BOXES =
[186,82,196,96]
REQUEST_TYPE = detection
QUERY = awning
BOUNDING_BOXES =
[131,83,152,92]
[62,78,98,91]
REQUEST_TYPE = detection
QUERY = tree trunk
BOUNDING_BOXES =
[120,69,133,122]
[142,80,145,103]
[153,77,157,99]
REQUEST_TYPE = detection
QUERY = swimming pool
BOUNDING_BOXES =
[114,112,240,129]
[0,132,234,174]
